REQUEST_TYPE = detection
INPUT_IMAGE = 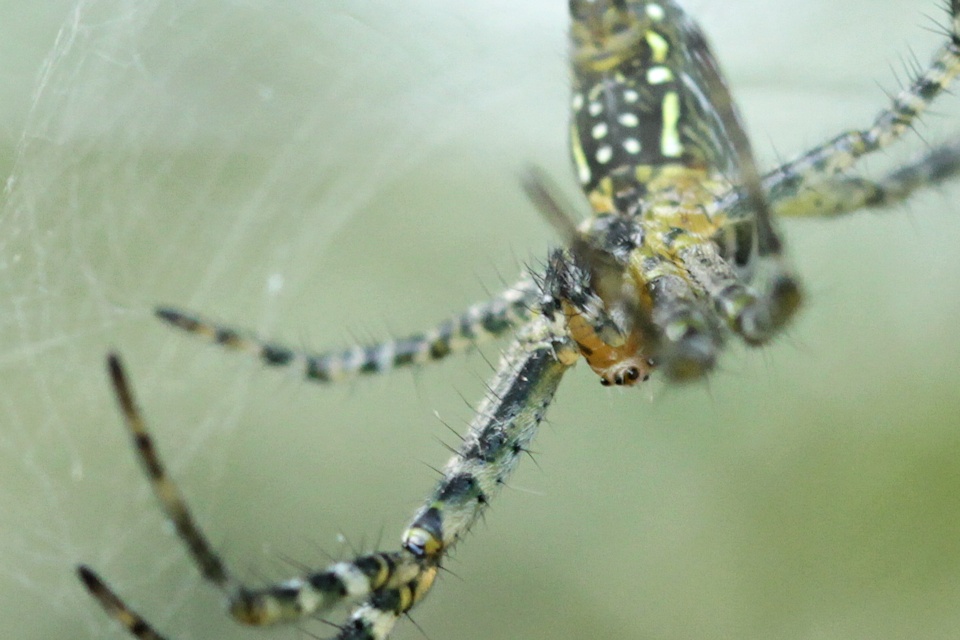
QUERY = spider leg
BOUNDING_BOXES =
[77,566,167,640]
[155,278,536,383]
[728,0,960,219]
[676,241,779,346]
[769,138,960,219]
[338,317,575,639]
[81,356,441,631]
[102,355,231,589]
[80,319,575,639]
[683,17,782,261]
[675,2,803,343]
[522,168,628,348]
[541,248,626,345]
[689,208,802,348]
[631,245,723,381]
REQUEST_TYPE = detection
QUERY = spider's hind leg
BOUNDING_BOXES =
[768,138,960,219]
[749,0,960,218]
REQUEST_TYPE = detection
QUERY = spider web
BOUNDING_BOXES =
[1,2,959,640]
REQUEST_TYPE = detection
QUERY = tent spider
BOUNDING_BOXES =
[79,1,960,638]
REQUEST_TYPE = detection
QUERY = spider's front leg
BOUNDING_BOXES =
[79,316,576,639]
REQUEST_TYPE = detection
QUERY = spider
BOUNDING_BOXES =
[78,1,960,638]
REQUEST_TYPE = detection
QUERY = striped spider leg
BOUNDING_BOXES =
[155,276,539,385]
[720,0,960,222]
[79,315,578,640]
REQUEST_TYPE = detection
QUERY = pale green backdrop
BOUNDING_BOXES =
[1,2,959,639]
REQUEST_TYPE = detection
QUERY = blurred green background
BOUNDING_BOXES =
[1,2,959,639]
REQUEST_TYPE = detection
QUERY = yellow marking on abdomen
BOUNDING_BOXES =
[645,30,670,63]
[660,91,682,157]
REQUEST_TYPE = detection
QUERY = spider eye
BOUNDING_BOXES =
[625,366,640,381]
[600,377,612,386]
